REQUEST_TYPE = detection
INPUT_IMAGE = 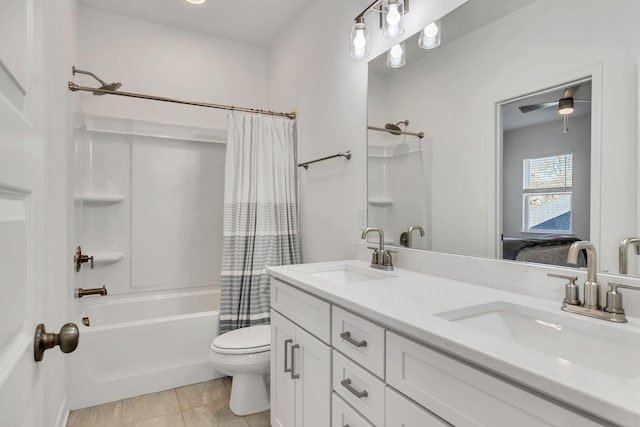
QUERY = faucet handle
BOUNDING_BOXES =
[605,282,640,317]
[547,273,580,305]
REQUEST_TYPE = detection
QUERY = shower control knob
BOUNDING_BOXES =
[34,323,80,362]
[74,246,94,272]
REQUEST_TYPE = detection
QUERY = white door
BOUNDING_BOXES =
[0,99,48,422]
[0,0,48,425]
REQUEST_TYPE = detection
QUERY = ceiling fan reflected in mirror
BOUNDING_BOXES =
[518,85,591,133]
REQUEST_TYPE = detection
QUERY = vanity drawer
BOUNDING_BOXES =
[386,332,603,427]
[271,278,331,344]
[386,387,451,427]
[333,350,385,426]
[332,393,374,427]
[332,306,385,378]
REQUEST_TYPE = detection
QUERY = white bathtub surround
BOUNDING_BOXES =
[220,112,300,332]
[72,114,227,296]
[268,260,640,426]
[67,287,222,410]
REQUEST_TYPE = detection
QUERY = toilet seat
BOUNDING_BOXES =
[211,325,270,355]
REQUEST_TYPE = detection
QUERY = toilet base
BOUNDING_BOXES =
[229,373,270,416]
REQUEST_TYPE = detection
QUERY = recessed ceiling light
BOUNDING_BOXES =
[185,0,206,4]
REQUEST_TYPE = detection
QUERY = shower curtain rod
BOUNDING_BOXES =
[67,82,297,120]
[368,125,424,139]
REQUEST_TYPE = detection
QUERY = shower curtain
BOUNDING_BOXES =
[219,112,300,333]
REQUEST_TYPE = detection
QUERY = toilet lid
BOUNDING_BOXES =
[211,325,271,355]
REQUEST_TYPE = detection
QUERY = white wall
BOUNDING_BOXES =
[77,7,268,130]
[267,0,369,262]
[368,0,640,272]
[503,115,591,239]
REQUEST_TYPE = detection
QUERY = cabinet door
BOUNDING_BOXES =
[294,325,331,427]
[271,310,297,427]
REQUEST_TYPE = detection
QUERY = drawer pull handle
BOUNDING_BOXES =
[341,378,368,398]
[340,331,367,348]
[290,344,300,379]
[284,339,293,373]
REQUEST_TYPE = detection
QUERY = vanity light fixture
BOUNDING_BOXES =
[387,42,406,68]
[419,21,441,49]
[382,0,405,38]
[350,0,408,60]
[351,16,370,59]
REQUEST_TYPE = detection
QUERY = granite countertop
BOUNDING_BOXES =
[267,260,640,426]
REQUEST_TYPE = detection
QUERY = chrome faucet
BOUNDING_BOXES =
[548,240,640,322]
[361,227,393,270]
[407,225,425,248]
[619,237,640,274]
[567,241,599,309]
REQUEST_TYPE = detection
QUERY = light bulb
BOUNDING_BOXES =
[386,3,401,26]
[387,43,405,68]
[423,23,438,38]
[353,30,366,49]
[350,21,369,59]
[419,21,441,50]
[382,0,404,38]
[390,44,403,59]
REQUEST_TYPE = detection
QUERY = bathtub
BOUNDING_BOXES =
[67,287,223,410]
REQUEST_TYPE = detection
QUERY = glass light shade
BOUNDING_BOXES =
[382,0,405,38]
[558,98,574,114]
[185,0,206,4]
[386,42,406,68]
[419,21,441,49]
[350,22,369,59]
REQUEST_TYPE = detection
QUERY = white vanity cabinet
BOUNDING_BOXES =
[270,279,331,427]
[269,274,609,427]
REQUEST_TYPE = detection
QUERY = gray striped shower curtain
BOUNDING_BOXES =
[219,112,300,334]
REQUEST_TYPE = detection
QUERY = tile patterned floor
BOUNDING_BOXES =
[67,377,271,427]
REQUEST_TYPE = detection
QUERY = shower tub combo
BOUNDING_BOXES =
[67,287,222,410]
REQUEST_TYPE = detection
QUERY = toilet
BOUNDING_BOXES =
[209,324,271,416]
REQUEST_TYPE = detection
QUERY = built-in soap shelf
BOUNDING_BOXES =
[92,252,125,264]
[368,197,393,206]
[75,193,124,204]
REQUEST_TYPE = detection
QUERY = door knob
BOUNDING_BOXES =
[34,323,79,361]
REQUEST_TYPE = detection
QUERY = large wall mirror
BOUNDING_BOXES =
[367,0,640,275]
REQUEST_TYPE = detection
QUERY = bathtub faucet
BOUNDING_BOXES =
[75,285,108,298]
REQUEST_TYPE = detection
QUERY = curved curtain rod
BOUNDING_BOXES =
[67,82,297,120]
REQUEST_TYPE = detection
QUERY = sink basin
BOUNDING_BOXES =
[306,265,393,284]
[437,301,640,379]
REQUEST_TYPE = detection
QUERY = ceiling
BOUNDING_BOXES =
[502,81,592,132]
[78,0,312,47]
